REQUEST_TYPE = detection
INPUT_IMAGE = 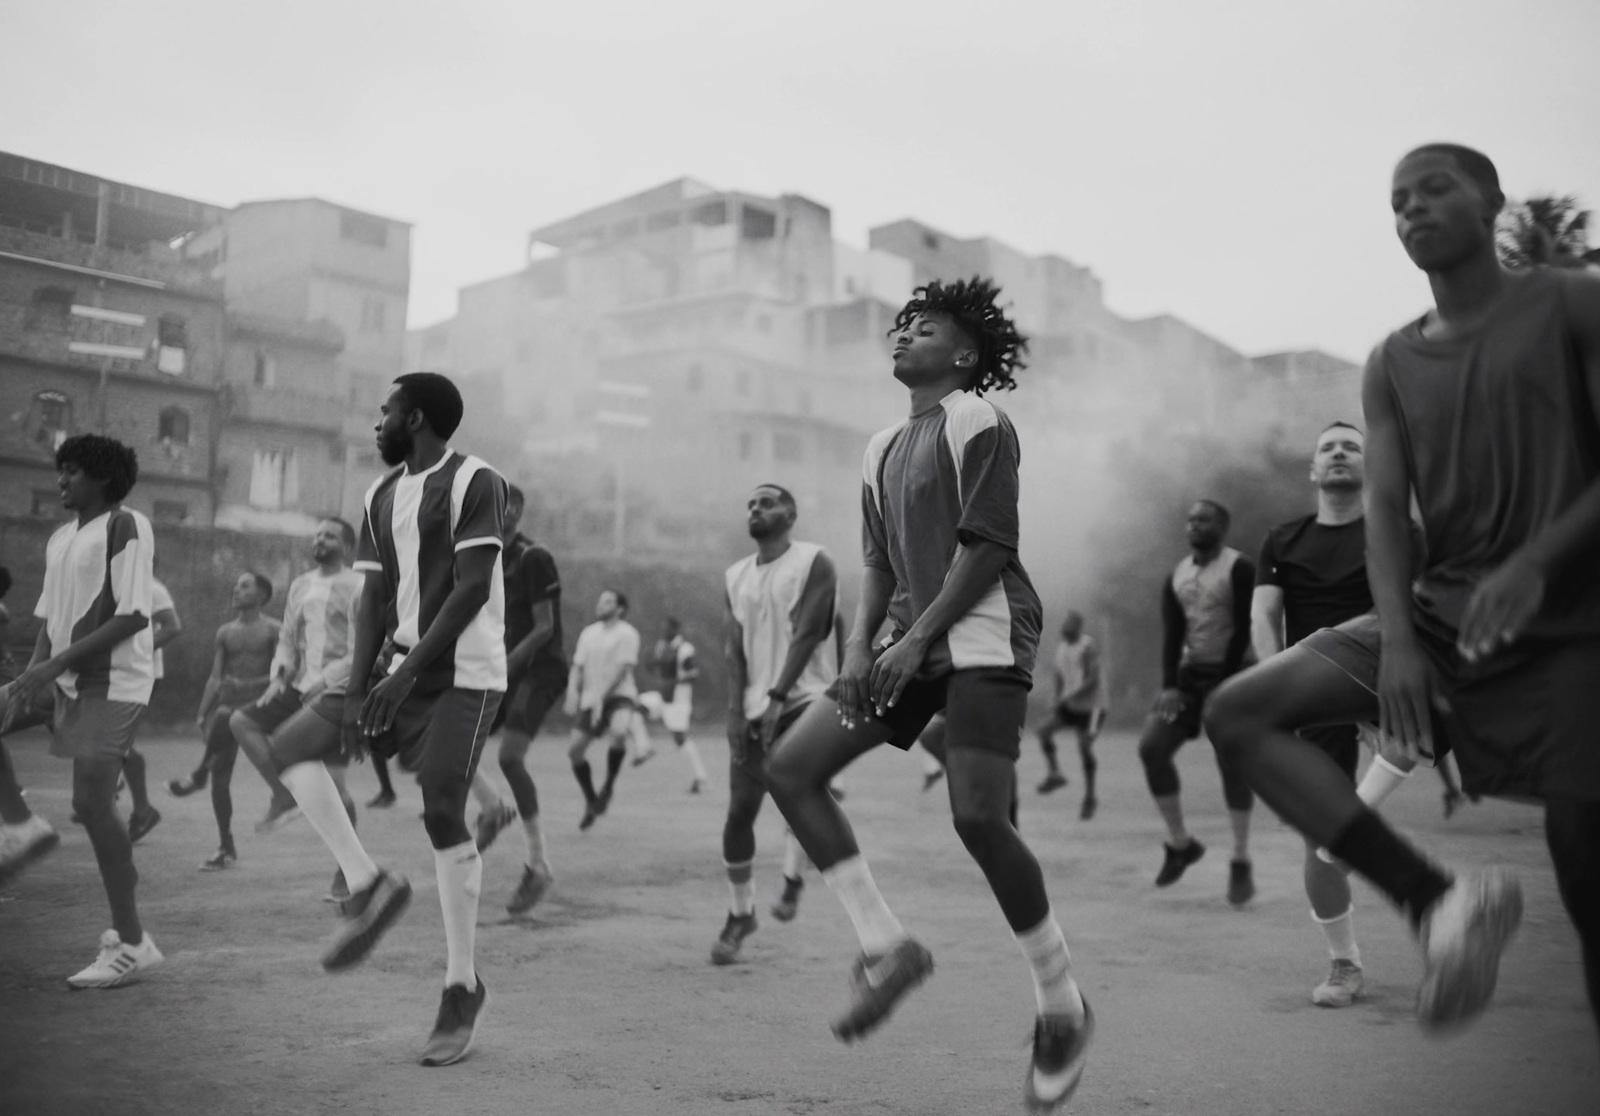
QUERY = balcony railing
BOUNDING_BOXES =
[224,384,346,433]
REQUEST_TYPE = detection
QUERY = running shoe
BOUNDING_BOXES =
[710,911,758,965]
[831,938,934,1042]
[322,870,412,971]
[127,807,162,843]
[1416,869,1522,1031]
[199,847,237,871]
[166,772,207,797]
[1313,959,1365,1007]
[365,790,396,809]
[579,802,599,831]
[1227,859,1256,907]
[506,864,553,915]
[770,875,804,922]
[0,814,59,884]
[1079,795,1098,821]
[688,779,702,795]
[1023,1000,1094,1112]
[1036,772,1068,795]
[474,802,518,853]
[67,929,163,989]
[254,798,302,835]
[1154,839,1205,887]
[420,976,488,1066]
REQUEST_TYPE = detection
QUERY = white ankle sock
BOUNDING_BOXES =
[1016,912,1085,1020]
[1357,755,1412,808]
[435,841,482,989]
[821,855,905,954]
[680,738,708,782]
[781,831,805,880]
[281,762,378,892]
[1314,907,1361,964]
[522,814,549,874]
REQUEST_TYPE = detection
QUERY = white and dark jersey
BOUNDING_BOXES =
[725,541,839,721]
[572,619,641,710]
[862,390,1042,678]
[150,579,175,681]
[36,507,155,703]
[658,636,697,687]
[355,449,508,693]
[275,567,365,695]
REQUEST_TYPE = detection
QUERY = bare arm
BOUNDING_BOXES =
[1160,580,1184,688]
[150,607,182,652]
[836,565,895,721]
[196,630,228,724]
[507,599,556,678]
[1362,357,1421,650]
[769,552,838,699]
[901,541,1011,652]
[1251,585,1286,661]
[724,595,748,718]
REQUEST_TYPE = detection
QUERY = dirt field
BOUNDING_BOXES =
[1,726,1595,1116]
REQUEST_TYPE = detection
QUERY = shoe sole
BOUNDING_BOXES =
[1417,872,1523,1032]
[67,947,164,990]
[506,875,553,915]
[0,830,61,885]
[1155,844,1205,888]
[1023,1001,1095,1113]
[711,918,758,966]
[1312,988,1364,1008]
[128,812,162,843]
[421,987,489,1066]
[830,943,934,1042]
[322,877,413,972]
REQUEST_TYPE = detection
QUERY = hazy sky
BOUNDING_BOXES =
[3,0,1595,361]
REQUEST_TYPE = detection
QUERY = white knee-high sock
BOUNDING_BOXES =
[1357,755,1412,808]
[679,737,708,782]
[435,841,482,989]
[281,762,378,892]
[725,858,754,916]
[1016,912,1085,1021]
[822,855,905,954]
[1314,907,1361,964]
[522,814,549,874]
[781,830,805,880]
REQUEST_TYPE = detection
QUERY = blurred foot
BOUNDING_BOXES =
[127,807,162,844]
[199,847,237,871]
[1036,772,1068,795]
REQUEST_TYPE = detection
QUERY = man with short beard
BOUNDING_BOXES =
[712,484,839,964]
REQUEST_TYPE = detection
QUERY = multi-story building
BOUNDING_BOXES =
[0,152,227,525]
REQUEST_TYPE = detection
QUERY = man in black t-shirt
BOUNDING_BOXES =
[470,484,567,915]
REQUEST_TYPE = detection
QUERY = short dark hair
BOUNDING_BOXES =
[1403,143,1503,206]
[0,566,11,601]
[321,516,357,549]
[889,276,1029,395]
[1196,499,1231,529]
[56,434,139,502]
[506,483,525,509]
[754,483,796,513]
[607,588,630,615]
[393,372,465,440]
[1319,420,1364,437]
[249,571,274,604]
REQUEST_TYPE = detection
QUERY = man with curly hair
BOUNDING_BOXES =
[2,434,163,988]
[766,278,1092,1111]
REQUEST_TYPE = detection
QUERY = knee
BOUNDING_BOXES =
[419,782,469,848]
[951,806,1011,858]
[227,708,252,739]
[763,753,802,807]
[72,772,116,822]
[1137,729,1172,770]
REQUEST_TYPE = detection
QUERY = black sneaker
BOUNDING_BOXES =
[579,802,599,831]
[420,976,489,1066]
[1079,795,1098,821]
[770,875,804,922]
[596,786,613,815]
[365,790,396,809]
[199,847,237,871]
[710,911,758,965]
[322,870,412,971]
[166,772,206,798]
[1227,859,1256,907]
[506,864,554,915]
[1037,772,1068,795]
[1023,1000,1095,1112]
[1154,839,1205,887]
[831,938,935,1042]
[127,807,162,843]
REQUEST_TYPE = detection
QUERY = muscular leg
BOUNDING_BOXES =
[1037,715,1064,775]
[723,758,767,915]
[568,730,598,806]
[1545,797,1600,1048]
[947,748,1048,931]
[73,757,142,944]
[0,739,32,825]
[210,726,240,853]
[368,752,397,806]
[1204,648,1451,925]
[229,708,295,812]
[1076,727,1098,805]
[1138,715,1193,846]
[766,698,892,871]
[122,747,151,814]
[499,730,538,818]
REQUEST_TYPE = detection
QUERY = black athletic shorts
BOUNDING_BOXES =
[731,703,809,778]
[237,686,306,734]
[577,695,636,739]
[1302,612,1600,800]
[1299,722,1359,783]
[827,668,1032,761]
[1156,663,1231,741]
[368,686,501,784]
[493,663,567,736]
[1055,704,1106,735]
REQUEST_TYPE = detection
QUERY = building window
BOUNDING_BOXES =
[339,211,389,248]
[773,432,803,462]
[34,391,72,449]
[253,350,277,387]
[153,500,189,523]
[31,489,59,517]
[157,315,187,375]
[29,285,74,328]
[741,206,777,240]
[691,200,728,227]
[734,369,751,397]
[922,232,940,250]
[738,432,753,461]
[685,364,704,392]
[645,211,681,232]
[158,406,191,446]
[249,447,300,510]
[360,297,387,333]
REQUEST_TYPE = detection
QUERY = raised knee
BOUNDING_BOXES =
[951,807,1008,852]
[1202,679,1266,753]
[1137,733,1170,768]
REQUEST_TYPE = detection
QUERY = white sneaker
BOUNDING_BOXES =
[1312,959,1365,1007]
[67,929,164,989]
[0,814,60,883]
[1417,870,1522,1031]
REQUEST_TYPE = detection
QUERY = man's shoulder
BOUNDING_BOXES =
[364,466,405,504]
[1266,513,1317,545]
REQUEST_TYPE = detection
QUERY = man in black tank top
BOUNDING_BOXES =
[1206,143,1600,1044]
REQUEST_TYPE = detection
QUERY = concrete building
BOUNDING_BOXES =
[0,152,227,525]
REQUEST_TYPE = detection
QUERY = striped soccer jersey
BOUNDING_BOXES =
[862,390,1042,678]
[274,566,365,694]
[35,506,156,703]
[355,449,508,693]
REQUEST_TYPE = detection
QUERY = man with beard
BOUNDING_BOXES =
[712,484,839,964]
[1206,143,1599,1038]
[1137,500,1257,904]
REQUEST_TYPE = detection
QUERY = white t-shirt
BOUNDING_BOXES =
[572,619,641,710]
[36,507,155,703]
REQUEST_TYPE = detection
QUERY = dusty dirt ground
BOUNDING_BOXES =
[1,725,1595,1116]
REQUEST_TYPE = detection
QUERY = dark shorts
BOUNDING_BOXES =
[732,703,810,778]
[237,686,305,734]
[1054,704,1106,735]
[50,693,144,761]
[369,687,502,785]
[1298,722,1359,783]
[1302,612,1600,800]
[494,664,568,737]
[1157,663,1231,740]
[266,691,349,770]
[829,668,1032,761]
[577,695,636,739]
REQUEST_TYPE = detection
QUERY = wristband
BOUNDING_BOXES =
[766,688,790,703]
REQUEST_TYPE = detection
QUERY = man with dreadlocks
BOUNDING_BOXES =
[766,277,1092,1111]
